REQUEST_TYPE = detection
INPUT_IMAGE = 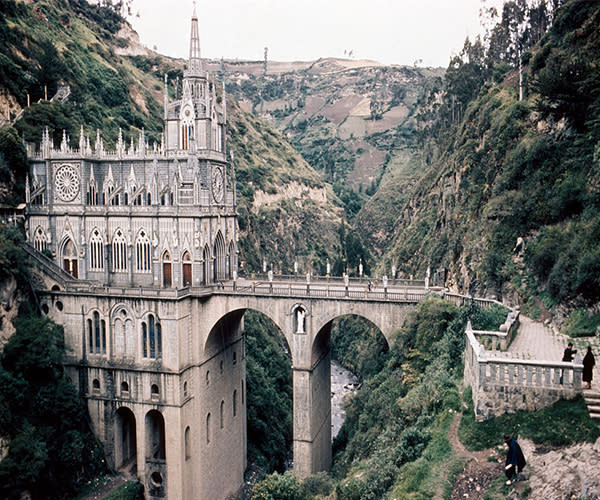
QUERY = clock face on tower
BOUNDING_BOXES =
[54,164,80,202]
[212,167,224,203]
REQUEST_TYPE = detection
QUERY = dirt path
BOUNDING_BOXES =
[446,412,501,500]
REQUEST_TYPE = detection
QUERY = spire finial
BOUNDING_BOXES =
[188,2,202,74]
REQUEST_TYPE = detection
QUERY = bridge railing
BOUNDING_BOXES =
[212,280,431,302]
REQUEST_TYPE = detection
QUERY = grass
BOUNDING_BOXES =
[459,395,600,451]
[563,309,600,338]
[101,481,144,500]
[387,409,464,500]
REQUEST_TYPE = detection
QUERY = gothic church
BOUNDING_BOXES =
[24,8,247,500]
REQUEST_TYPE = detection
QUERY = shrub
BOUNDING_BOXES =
[252,472,301,500]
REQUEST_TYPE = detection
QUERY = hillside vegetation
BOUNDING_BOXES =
[362,0,600,327]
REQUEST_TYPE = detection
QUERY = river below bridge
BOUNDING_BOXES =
[330,359,359,439]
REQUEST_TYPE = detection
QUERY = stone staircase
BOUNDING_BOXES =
[583,388,600,422]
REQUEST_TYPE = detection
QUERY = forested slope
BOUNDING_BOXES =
[360,0,600,327]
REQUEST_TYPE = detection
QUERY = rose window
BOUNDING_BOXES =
[55,165,80,201]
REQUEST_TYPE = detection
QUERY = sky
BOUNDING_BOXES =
[128,0,504,68]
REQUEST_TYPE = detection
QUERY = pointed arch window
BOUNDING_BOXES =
[33,227,47,253]
[62,238,78,278]
[89,228,104,271]
[135,230,151,272]
[227,240,236,279]
[202,245,211,285]
[87,178,98,205]
[87,310,106,355]
[213,232,226,282]
[112,229,127,272]
[142,313,162,359]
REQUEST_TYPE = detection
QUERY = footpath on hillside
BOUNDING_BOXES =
[446,315,600,500]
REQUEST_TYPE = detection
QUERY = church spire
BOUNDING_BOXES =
[188,3,203,75]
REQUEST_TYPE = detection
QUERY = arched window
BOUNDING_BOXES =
[135,230,151,272]
[185,426,191,460]
[213,232,226,282]
[62,238,78,278]
[142,313,162,359]
[220,400,224,429]
[121,381,129,395]
[87,311,106,355]
[202,245,211,285]
[89,228,104,271]
[33,227,47,253]
[162,251,172,287]
[182,251,192,287]
[233,390,237,417]
[228,240,236,279]
[87,179,98,205]
[206,413,211,444]
[112,229,127,272]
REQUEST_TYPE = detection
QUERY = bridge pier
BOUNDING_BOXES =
[292,350,332,478]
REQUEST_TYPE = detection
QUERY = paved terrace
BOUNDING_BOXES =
[495,315,599,384]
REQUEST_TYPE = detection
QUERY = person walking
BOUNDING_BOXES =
[583,346,596,390]
[504,434,526,485]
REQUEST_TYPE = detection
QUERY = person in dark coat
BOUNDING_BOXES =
[560,342,577,384]
[563,342,577,362]
[583,346,596,390]
[504,434,526,485]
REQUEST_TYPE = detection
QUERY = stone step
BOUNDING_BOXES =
[589,412,600,421]
[587,405,600,413]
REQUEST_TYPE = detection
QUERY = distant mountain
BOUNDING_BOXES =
[215,57,443,220]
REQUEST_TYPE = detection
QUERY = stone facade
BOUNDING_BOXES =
[24,9,245,500]
[25,7,235,290]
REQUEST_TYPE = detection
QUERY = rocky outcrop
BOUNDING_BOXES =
[522,437,600,499]
[0,276,20,350]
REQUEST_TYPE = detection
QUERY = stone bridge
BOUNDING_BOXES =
[28,247,432,499]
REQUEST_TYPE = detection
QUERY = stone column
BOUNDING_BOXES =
[292,352,332,478]
[292,318,332,479]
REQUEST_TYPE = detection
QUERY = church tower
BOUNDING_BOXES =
[164,5,226,154]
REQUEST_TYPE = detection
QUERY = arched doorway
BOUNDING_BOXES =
[162,251,172,287]
[115,407,137,473]
[182,251,192,287]
[62,238,78,278]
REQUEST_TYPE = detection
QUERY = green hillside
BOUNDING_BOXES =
[361,0,600,326]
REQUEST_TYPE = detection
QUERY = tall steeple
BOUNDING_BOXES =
[187,2,203,75]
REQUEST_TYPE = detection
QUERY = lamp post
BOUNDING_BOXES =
[359,258,363,282]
